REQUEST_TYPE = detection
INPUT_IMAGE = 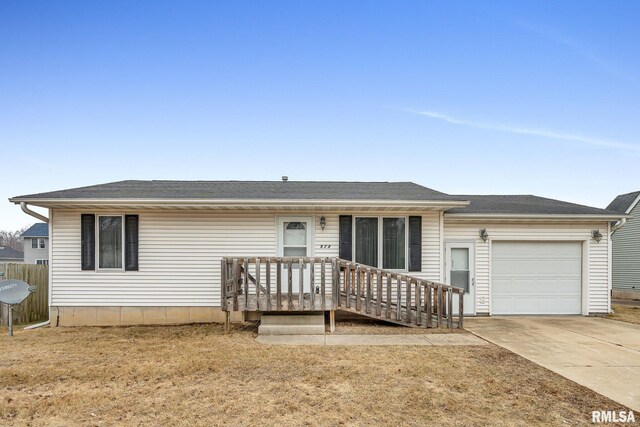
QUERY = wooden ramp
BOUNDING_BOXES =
[221,257,464,330]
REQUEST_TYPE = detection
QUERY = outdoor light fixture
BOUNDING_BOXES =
[591,229,603,243]
[479,228,489,242]
[320,216,326,231]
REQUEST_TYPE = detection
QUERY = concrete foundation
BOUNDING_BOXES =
[50,306,242,326]
[612,289,640,300]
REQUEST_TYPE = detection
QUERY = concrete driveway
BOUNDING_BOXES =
[466,316,640,412]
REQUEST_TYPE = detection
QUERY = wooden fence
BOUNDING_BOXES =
[0,263,49,325]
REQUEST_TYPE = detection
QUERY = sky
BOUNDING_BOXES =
[1,0,639,230]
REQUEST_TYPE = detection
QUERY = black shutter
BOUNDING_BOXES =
[408,216,422,272]
[339,215,353,261]
[81,214,95,270]
[125,215,139,271]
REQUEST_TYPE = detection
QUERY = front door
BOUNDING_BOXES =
[445,242,475,315]
[277,217,313,294]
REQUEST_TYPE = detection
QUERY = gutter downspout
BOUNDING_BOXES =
[19,202,51,329]
[608,217,626,314]
[20,202,49,223]
[611,217,626,233]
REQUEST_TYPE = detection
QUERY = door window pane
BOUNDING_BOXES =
[383,218,405,269]
[284,247,307,257]
[99,216,122,269]
[284,222,307,246]
[451,248,469,270]
[451,271,469,292]
[355,218,378,267]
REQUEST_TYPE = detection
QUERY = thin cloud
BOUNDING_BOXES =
[410,109,639,152]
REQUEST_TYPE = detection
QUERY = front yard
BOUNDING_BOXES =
[0,323,629,426]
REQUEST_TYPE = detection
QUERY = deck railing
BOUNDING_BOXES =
[221,256,464,329]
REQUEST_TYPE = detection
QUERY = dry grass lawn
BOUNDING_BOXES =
[607,304,640,325]
[0,323,629,426]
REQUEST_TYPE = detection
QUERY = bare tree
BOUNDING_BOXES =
[0,226,30,251]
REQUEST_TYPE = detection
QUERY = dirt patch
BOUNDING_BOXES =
[0,323,629,426]
[607,304,640,325]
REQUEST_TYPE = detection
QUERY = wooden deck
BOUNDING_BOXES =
[221,257,464,330]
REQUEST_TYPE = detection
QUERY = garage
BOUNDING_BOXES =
[491,241,582,315]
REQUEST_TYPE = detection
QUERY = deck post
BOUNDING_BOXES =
[224,310,230,333]
[447,288,454,328]
[437,284,443,328]
[426,284,432,328]
[329,310,335,334]
[458,289,464,329]
[320,258,326,310]
[298,258,304,311]
[415,282,422,326]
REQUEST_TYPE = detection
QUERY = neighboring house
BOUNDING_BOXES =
[607,191,640,300]
[9,180,626,326]
[0,246,24,263]
[21,223,49,265]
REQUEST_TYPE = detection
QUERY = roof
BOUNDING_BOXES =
[20,223,48,238]
[446,195,622,216]
[10,180,464,202]
[0,247,24,260]
[9,180,626,218]
[606,191,640,214]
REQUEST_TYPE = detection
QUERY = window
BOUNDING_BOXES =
[39,238,45,249]
[32,238,38,248]
[98,216,123,269]
[354,216,407,270]
[283,221,307,257]
[36,259,48,266]
[382,218,405,269]
[355,217,378,266]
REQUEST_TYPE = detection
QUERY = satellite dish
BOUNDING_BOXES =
[0,279,37,336]
[0,280,37,305]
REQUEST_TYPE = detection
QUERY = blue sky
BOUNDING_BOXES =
[1,1,639,229]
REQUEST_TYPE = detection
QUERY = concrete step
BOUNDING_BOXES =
[258,313,326,335]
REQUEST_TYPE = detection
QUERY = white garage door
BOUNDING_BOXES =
[492,242,582,315]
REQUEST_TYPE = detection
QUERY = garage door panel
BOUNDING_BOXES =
[492,242,582,315]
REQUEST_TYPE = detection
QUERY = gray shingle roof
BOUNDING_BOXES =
[10,180,625,217]
[11,180,463,201]
[606,191,640,214]
[0,247,24,260]
[20,223,49,238]
[446,195,621,216]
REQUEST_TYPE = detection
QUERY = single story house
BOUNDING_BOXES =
[607,191,640,300]
[0,246,24,264]
[9,180,626,327]
[21,222,49,265]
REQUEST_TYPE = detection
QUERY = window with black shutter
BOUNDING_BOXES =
[125,215,139,271]
[81,214,96,270]
[339,215,353,261]
[408,216,422,272]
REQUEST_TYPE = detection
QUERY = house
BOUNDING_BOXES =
[0,246,24,264]
[607,191,640,300]
[21,223,49,265]
[9,180,626,327]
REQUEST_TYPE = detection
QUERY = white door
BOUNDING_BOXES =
[445,242,475,315]
[491,241,582,315]
[277,217,313,294]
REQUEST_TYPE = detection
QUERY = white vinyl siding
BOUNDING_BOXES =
[444,221,610,314]
[612,202,640,292]
[51,210,277,307]
[50,210,441,307]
